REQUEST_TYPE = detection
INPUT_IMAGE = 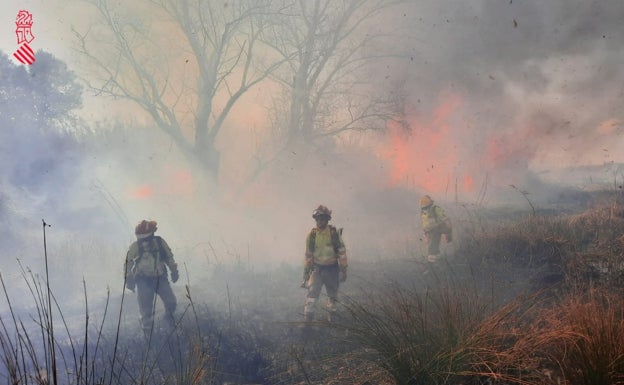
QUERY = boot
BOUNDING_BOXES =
[304,298,318,322]
[163,312,175,329]
[326,299,337,322]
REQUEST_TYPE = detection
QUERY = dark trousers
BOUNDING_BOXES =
[136,275,176,331]
[425,230,442,256]
[305,264,339,320]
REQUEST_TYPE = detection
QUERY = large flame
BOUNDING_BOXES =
[378,93,476,195]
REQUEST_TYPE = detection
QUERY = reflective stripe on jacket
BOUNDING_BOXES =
[305,226,347,268]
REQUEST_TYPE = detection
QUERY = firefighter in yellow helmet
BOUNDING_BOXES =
[302,205,348,322]
[124,220,179,334]
[420,195,452,262]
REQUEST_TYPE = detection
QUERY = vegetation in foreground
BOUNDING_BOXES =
[1,190,624,385]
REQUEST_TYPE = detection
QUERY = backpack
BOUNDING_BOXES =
[308,225,343,254]
[132,236,167,277]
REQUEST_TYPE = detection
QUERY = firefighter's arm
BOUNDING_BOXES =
[160,238,179,283]
[443,218,453,242]
[304,252,314,272]
[303,259,314,277]
[302,255,313,288]
[124,245,137,291]
[302,233,314,286]
[422,218,436,234]
[337,234,348,282]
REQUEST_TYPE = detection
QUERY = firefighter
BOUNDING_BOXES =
[124,220,179,334]
[420,195,453,262]
[302,205,348,322]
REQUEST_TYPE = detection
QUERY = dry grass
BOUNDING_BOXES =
[326,197,624,385]
[3,192,624,385]
[336,284,624,385]
[339,282,493,385]
[539,286,624,385]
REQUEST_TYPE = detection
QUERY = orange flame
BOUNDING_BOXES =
[127,167,193,200]
[129,185,153,199]
[377,93,475,194]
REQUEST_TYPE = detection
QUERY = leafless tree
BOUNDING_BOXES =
[248,0,407,182]
[74,0,284,181]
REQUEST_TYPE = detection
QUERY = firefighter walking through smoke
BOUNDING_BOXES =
[420,195,453,262]
[302,205,348,322]
[124,220,179,334]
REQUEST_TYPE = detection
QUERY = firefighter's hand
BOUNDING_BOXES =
[339,269,347,283]
[126,280,136,292]
[170,266,179,283]
[445,232,453,243]
[302,266,312,286]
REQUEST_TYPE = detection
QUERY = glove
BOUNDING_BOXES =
[445,232,453,243]
[170,265,179,283]
[339,267,347,283]
[126,278,136,292]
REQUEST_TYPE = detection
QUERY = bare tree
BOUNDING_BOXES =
[74,0,284,181]
[247,0,407,182]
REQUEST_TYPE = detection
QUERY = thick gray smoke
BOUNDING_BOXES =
[393,0,624,172]
[0,0,623,314]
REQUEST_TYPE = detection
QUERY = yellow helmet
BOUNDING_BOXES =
[419,195,433,208]
[312,205,332,220]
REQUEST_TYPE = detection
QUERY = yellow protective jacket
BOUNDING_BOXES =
[304,225,347,269]
[421,205,451,234]
[125,235,177,278]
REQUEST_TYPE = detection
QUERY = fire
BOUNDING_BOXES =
[130,185,153,199]
[463,174,475,191]
[596,119,621,135]
[127,167,193,200]
[377,93,476,195]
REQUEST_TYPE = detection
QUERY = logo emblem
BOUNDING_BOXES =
[13,10,36,65]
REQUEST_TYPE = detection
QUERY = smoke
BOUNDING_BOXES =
[1,0,624,314]
[365,0,624,198]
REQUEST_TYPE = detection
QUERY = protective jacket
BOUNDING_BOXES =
[305,225,347,268]
[421,205,451,234]
[125,235,177,278]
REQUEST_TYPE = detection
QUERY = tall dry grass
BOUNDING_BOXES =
[337,283,624,385]
[0,263,217,385]
[2,194,624,385]
[537,286,624,385]
[333,199,624,385]
[340,282,495,385]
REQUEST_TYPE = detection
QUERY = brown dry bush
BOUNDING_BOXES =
[5,193,624,385]
[461,214,572,268]
[337,284,624,385]
[332,197,624,385]
[459,201,624,293]
[340,282,507,385]
[534,286,624,385]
